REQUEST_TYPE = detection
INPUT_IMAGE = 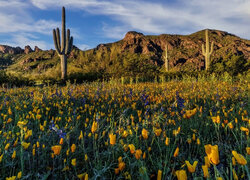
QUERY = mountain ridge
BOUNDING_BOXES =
[0,29,249,82]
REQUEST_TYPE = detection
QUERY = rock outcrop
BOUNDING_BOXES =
[24,45,33,54]
[34,46,42,52]
[0,45,23,54]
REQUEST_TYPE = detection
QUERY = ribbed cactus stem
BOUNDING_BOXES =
[53,6,73,80]
[61,7,66,53]
[202,29,214,71]
[164,45,169,71]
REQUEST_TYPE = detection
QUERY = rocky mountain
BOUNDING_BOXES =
[91,30,249,71]
[0,29,249,81]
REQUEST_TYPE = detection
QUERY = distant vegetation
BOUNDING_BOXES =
[0,29,249,86]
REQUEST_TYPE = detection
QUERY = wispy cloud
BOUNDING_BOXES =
[5,33,50,50]
[0,0,61,49]
[31,0,250,40]
[0,0,249,50]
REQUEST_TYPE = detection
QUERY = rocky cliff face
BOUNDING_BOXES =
[0,45,42,54]
[0,45,23,54]
[92,29,249,71]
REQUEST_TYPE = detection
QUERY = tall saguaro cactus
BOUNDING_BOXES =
[202,29,214,70]
[53,7,73,80]
[164,45,169,71]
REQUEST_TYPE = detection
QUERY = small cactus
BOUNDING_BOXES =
[53,7,73,80]
[164,45,169,71]
[202,29,214,71]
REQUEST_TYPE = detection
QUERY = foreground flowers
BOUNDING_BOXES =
[185,160,198,173]
[232,151,247,165]
[0,81,248,179]
[204,144,220,165]
[109,133,116,145]
[51,145,62,155]
[176,170,187,180]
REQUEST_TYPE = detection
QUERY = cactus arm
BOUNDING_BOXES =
[65,29,71,54]
[56,28,61,52]
[53,29,61,55]
[67,36,73,54]
[210,41,214,55]
[61,7,66,53]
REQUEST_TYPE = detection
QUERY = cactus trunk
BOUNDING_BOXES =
[60,55,67,80]
[202,29,214,71]
[53,7,73,81]
[164,45,169,71]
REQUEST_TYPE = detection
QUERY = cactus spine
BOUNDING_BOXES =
[202,29,214,70]
[164,45,169,71]
[53,7,73,80]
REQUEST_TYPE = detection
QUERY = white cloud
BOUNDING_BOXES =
[30,0,250,40]
[0,0,62,49]
[76,44,91,50]
[4,33,50,50]
[0,0,249,50]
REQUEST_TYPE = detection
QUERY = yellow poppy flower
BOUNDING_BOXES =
[51,145,62,155]
[85,154,88,161]
[228,122,233,129]
[233,169,238,180]
[77,173,86,180]
[12,150,16,159]
[204,156,211,168]
[202,165,209,178]
[17,120,28,128]
[165,137,170,146]
[240,127,249,135]
[142,128,148,139]
[6,176,16,180]
[0,154,3,162]
[91,121,98,133]
[78,131,83,140]
[173,147,179,157]
[204,144,220,165]
[128,144,135,154]
[109,133,116,145]
[21,142,30,150]
[246,147,250,155]
[154,128,162,137]
[17,171,22,179]
[185,160,198,173]
[115,168,120,175]
[135,149,142,159]
[4,143,10,150]
[232,157,236,166]
[84,174,88,180]
[122,130,128,138]
[175,170,187,180]
[232,151,247,165]
[59,138,64,145]
[118,162,125,171]
[197,138,201,145]
[157,170,162,180]
[71,144,76,153]
[71,158,76,166]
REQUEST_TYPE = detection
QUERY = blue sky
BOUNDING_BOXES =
[0,0,249,50]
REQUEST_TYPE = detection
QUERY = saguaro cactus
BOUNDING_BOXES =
[202,29,214,70]
[53,7,73,80]
[164,45,169,71]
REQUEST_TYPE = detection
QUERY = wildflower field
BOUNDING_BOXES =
[0,80,249,179]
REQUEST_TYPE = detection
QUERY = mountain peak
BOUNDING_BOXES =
[124,31,144,41]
